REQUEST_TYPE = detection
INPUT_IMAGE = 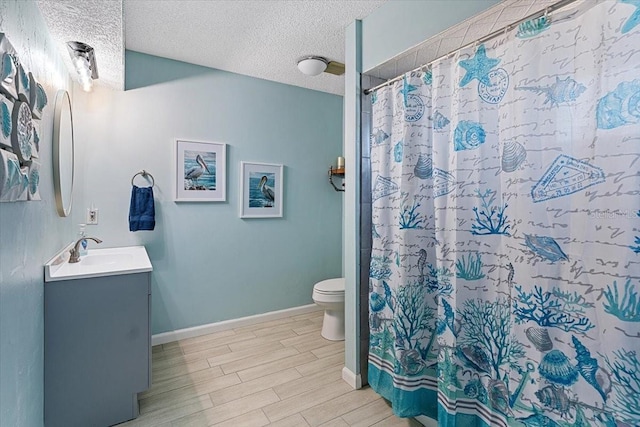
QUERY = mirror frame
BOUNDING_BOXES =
[52,90,74,217]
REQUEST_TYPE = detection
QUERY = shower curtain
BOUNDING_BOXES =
[368,1,640,426]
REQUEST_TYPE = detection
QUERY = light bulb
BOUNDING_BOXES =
[297,57,328,76]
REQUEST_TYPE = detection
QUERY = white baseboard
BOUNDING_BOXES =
[342,366,362,389]
[152,304,322,346]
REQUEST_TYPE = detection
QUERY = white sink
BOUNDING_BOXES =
[80,253,133,267]
[45,245,152,282]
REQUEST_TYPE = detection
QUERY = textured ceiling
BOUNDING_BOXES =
[124,0,386,95]
[35,0,557,96]
[367,0,560,80]
[37,0,124,91]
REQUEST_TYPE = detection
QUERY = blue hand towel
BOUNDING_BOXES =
[129,185,155,231]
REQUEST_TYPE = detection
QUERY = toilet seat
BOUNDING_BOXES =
[313,278,345,303]
[313,278,344,294]
[314,289,344,295]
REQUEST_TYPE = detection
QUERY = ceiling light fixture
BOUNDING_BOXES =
[66,41,99,92]
[297,56,328,76]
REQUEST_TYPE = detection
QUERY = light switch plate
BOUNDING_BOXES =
[87,208,99,225]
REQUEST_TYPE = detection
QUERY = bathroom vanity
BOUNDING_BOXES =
[44,246,153,427]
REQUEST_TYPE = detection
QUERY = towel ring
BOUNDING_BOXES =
[131,170,155,188]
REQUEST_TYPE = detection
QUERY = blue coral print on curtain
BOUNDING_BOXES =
[368,2,640,425]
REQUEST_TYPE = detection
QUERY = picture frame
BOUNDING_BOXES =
[239,161,283,218]
[174,139,226,202]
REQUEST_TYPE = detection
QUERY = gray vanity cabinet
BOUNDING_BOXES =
[45,272,151,427]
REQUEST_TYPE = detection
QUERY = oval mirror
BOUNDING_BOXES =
[52,90,74,217]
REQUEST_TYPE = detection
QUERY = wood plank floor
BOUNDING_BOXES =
[117,310,421,427]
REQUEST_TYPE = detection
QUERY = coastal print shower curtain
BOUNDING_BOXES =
[368,1,640,426]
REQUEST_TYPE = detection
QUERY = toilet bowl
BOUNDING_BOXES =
[312,278,345,341]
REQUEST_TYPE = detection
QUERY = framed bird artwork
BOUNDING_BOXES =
[174,139,226,202]
[239,161,283,218]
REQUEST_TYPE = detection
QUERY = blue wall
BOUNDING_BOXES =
[72,51,343,334]
[361,0,500,71]
[0,1,72,426]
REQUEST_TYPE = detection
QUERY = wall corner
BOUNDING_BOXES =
[343,19,362,380]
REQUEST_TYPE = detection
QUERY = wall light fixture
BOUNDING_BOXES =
[66,41,98,92]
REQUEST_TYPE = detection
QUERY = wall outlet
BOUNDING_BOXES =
[87,208,99,225]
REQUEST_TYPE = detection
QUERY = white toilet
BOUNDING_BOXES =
[312,278,345,341]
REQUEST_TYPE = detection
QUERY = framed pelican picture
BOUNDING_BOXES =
[174,139,226,202]
[239,161,283,218]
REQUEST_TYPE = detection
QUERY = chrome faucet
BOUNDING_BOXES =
[69,237,103,263]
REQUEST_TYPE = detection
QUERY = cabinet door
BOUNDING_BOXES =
[45,272,150,427]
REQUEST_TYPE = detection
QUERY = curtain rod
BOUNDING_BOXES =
[363,0,581,95]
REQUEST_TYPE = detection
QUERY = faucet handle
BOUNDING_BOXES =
[69,237,102,263]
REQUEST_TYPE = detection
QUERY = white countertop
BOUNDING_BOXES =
[45,245,153,282]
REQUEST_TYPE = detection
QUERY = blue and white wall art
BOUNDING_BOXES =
[174,139,227,202]
[240,161,283,218]
[0,32,45,203]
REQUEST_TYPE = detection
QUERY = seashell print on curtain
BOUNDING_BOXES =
[367,1,640,425]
